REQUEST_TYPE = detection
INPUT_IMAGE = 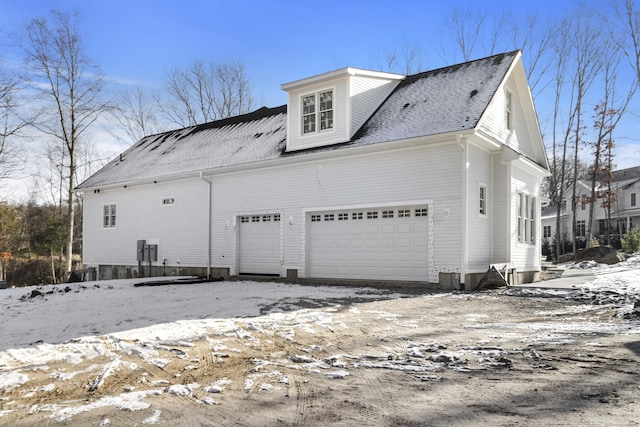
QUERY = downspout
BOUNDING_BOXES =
[458,134,469,288]
[200,172,212,280]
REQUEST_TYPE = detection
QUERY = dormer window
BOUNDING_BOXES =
[302,90,333,134]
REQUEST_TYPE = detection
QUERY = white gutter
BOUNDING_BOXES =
[200,171,212,279]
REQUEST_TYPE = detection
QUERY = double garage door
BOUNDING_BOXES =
[238,206,430,281]
[308,206,430,281]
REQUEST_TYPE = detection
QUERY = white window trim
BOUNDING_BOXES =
[478,183,488,217]
[300,87,335,137]
[631,192,637,207]
[102,203,117,229]
[516,191,536,245]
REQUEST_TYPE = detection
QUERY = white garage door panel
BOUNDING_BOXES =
[308,206,429,281]
[239,214,281,275]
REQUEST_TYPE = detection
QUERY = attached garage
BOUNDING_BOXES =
[238,213,281,275]
[307,206,431,281]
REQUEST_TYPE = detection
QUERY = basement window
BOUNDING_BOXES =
[103,204,116,228]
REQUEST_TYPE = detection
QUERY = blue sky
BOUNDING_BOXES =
[1,0,580,107]
[0,0,639,200]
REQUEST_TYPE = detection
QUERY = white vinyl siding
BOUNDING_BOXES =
[287,79,348,151]
[349,76,400,137]
[491,154,509,263]
[83,179,209,267]
[477,72,540,163]
[285,71,402,151]
[511,165,541,270]
[209,143,462,278]
[466,145,492,272]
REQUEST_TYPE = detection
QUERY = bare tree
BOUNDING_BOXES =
[442,6,487,62]
[373,42,426,75]
[0,58,29,182]
[613,0,640,81]
[566,13,603,256]
[585,48,638,244]
[109,87,162,145]
[158,60,254,128]
[21,10,108,275]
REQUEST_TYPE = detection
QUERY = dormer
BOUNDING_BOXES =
[281,68,404,152]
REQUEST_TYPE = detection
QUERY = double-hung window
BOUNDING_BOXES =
[103,203,116,228]
[479,184,487,215]
[506,90,513,131]
[631,192,637,207]
[517,192,535,244]
[302,90,333,134]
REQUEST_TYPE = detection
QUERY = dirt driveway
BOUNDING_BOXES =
[2,284,640,426]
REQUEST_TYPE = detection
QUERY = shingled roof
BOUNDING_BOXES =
[77,51,519,190]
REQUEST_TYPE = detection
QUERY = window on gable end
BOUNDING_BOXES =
[632,192,637,207]
[506,89,513,131]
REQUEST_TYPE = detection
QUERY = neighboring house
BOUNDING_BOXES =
[541,166,640,249]
[76,50,549,290]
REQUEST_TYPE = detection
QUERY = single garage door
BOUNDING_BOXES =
[308,206,429,281]
[238,213,281,275]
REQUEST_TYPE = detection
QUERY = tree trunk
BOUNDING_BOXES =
[66,155,75,277]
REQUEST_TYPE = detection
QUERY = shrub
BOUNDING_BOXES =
[587,237,599,248]
[621,227,640,254]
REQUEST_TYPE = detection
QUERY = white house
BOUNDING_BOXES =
[76,50,549,290]
[541,166,640,250]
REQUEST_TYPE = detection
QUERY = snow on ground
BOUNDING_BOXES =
[1,256,639,424]
[505,254,640,310]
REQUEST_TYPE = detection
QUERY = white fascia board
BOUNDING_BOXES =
[73,170,204,193]
[281,67,404,91]
[512,154,550,178]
